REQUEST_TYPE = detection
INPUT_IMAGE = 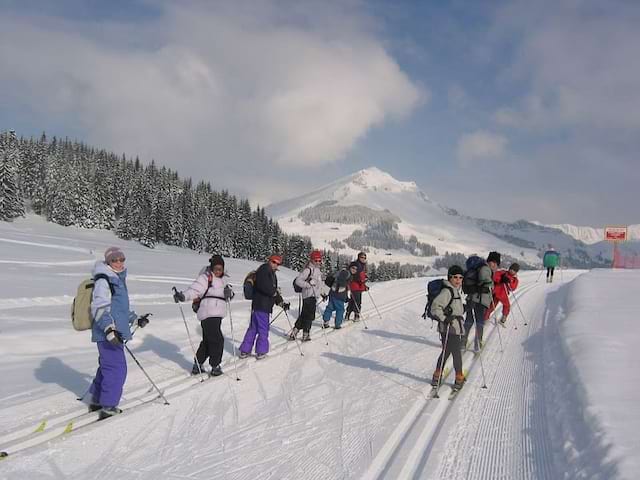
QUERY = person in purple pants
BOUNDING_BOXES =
[239,254,284,359]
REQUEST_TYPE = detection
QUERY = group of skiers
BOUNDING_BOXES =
[86,245,528,418]
[428,251,521,393]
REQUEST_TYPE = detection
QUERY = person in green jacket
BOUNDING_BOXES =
[543,247,560,283]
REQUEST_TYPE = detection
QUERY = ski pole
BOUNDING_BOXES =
[510,286,529,326]
[504,284,518,330]
[351,292,369,330]
[472,309,488,389]
[172,287,204,379]
[311,286,329,346]
[433,323,451,399]
[269,309,284,326]
[123,343,170,405]
[489,298,504,353]
[282,307,304,356]
[366,289,383,320]
[77,324,141,401]
[226,299,240,381]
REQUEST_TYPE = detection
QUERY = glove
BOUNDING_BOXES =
[501,275,511,285]
[137,313,151,328]
[309,280,316,287]
[282,302,291,311]
[274,293,284,306]
[321,293,328,302]
[105,326,124,346]
[173,291,185,303]
[223,285,234,301]
[365,285,370,291]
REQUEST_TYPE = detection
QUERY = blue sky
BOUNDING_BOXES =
[1,0,638,226]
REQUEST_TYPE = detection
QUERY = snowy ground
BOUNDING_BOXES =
[0,217,637,479]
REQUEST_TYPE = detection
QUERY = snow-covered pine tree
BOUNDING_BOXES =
[0,131,25,221]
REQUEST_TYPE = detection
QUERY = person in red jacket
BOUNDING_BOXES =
[345,252,368,321]
[485,263,520,325]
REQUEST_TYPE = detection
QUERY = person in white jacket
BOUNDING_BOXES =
[289,250,324,342]
[173,255,233,377]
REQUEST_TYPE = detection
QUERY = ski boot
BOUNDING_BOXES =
[353,314,360,322]
[430,368,442,387]
[210,365,223,377]
[288,328,299,341]
[302,332,311,342]
[256,353,267,360]
[191,361,205,375]
[98,406,123,421]
[453,373,466,391]
[239,351,250,359]
[88,403,102,413]
[322,322,331,329]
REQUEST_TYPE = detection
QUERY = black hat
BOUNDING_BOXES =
[509,262,520,273]
[349,261,358,269]
[447,265,464,277]
[487,251,501,265]
[209,254,225,269]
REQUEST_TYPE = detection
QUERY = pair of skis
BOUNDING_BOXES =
[429,383,463,400]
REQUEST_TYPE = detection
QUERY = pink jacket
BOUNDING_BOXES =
[183,267,229,320]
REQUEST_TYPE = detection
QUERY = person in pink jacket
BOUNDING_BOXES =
[173,255,234,377]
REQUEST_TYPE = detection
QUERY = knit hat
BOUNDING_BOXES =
[209,254,225,269]
[357,251,367,259]
[349,261,358,270]
[268,254,283,265]
[447,265,464,277]
[310,250,322,262]
[509,262,520,273]
[487,251,501,266]
[104,247,125,264]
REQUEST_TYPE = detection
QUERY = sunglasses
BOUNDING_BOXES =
[270,260,282,266]
[110,257,126,263]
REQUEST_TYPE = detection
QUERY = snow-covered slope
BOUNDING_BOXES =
[266,167,625,268]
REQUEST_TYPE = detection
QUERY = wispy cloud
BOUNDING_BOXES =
[456,130,507,165]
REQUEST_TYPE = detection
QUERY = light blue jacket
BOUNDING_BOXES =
[91,261,137,343]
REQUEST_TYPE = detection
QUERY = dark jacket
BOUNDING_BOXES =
[252,262,278,313]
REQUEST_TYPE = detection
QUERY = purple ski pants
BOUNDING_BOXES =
[90,341,127,408]
[239,310,270,355]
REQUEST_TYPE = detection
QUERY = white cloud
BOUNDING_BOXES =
[0,2,423,196]
[456,130,507,165]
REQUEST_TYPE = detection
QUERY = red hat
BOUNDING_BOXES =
[310,250,322,262]
[268,254,283,265]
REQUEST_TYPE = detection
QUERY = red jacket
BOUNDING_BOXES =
[492,270,518,306]
[349,262,368,292]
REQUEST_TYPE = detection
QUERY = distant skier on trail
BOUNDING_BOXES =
[172,255,234,377]
[89,247,148,420]
[462,251,500,352]
[543,247,560,283]
[239,255,286,359]
[485,262,520,325]
[430,265,466,391]
[289,250,324,342]
[346,252,368,322]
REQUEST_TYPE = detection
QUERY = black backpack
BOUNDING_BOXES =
[243,271,257,300]
[424,279,454,320]
[324,273,336,288]
[462,255,486,295]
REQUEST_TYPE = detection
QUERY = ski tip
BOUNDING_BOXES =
[0,451,8,458]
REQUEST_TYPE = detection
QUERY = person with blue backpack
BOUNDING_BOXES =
[322,264,351,330]
[427,265,466,391]
[289,250,324,342]
[89,247,148,420]
[462,251,500,352]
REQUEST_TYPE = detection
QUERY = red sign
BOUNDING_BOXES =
[605,226,627,242]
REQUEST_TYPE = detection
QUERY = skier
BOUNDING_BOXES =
[463,251,500,352]
[485,262,520,325]
[543,247,560,283]
[322,263,351,329]
[345,252,368,321]
[239,254,285,359]
[289,250,324,342]
[89,247,147,420]
[172,255,234,376]
[430,265,466,391]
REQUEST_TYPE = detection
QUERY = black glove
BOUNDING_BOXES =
[282,302,291,311]
[274,293,284,306]
[365,285,370,291]
[137,313,151,328]
[223,285,234,301]
[501,275,511,285]
[105,327,124,346]
[173,291,185,303]
[321,293,328,302]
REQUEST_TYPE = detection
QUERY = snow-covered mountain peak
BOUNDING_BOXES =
[348,167,419,195]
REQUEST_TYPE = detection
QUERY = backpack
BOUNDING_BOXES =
[324,273,335,288]
[192,269,213,313]
[424,279,454,320]
[462,255,486,295]
[243,271,257,300]
[72,273,114,331]
[293,268,313,294]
